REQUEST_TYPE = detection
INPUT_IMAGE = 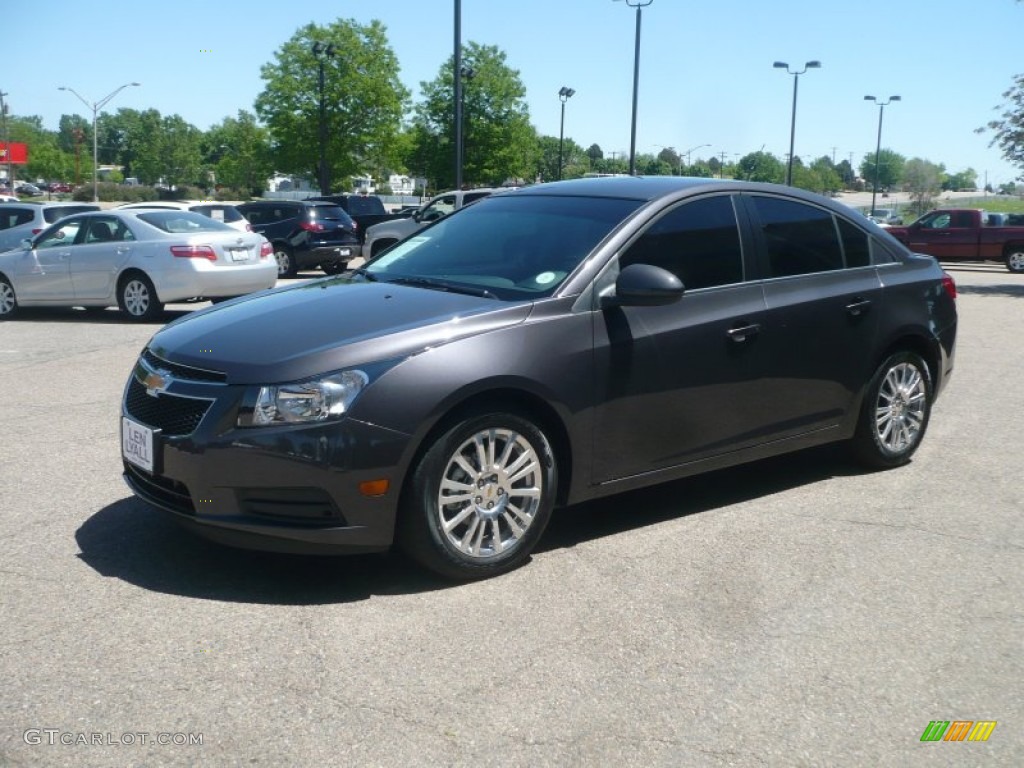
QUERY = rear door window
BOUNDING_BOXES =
[749,196,844,277]
[0,207,35,230]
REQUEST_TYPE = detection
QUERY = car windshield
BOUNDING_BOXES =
[136,210,234,233]
[363,194,642,300]
[345,196,382,215]
[191,205,244,223]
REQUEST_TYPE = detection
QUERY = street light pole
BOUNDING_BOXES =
[312,42,336,195]
[773,60,820,186]
[615,0,653,176]
[58,82,140,202]
[683,143,710,168]
[454,0,465,190]
[557,86,575,180]
[864,95,901,214]
[0,91,11,190]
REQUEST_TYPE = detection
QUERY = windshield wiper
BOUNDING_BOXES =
[386,276,497,299]
[349,267,378,282]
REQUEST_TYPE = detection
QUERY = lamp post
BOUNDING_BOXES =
[312,42,336,195]
[558,86,575,180]
[58,82,140,202]
[773,60,820,186]
[683,143,711,169]
[454,0,465,190]
[0,91,11,190]
[614,0,653,176]
[864,94,900,214]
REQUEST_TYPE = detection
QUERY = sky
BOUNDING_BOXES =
[6,0,1024,187]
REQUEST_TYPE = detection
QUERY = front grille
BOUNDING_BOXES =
[125,378,213,436]
[125,463,195,515]
[143,349,227,383]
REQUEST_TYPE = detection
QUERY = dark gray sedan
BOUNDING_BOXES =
[121,177,957,580]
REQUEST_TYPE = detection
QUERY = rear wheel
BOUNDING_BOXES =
[321,261,348,275]
[0,276,17,319]
[274,245,297,278]
[371,239,397,258]
[117,273,164,321]
[399,411,557,580]
[850,351,932,469]
[1005,248,1024,273]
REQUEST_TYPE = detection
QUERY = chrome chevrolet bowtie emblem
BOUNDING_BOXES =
[142,367,172,397]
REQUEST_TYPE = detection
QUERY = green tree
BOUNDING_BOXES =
[203,110,274,195]
[255,19,409,188]
[943,168,977,191]
[159,114,204,190]
[734,151,784,182]
[6,115,72,183]
[835,158,855,187]
[586,144,603,163]
[903,157,945,215]
[859,148,905,192]
[534,134,588,181]
[978,72,1024,180]
[408,42,535,189]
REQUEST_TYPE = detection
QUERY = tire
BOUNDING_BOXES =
[321,261,347,276]
[850,351,933,469]
[1005,248,1024,274]
[399,411,558,580]
[274,245,297,278]
[371,239,397,258]
[0,276,17,319]
[117,273,164,321]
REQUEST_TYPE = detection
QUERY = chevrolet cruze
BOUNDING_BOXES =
[121,177,957,580]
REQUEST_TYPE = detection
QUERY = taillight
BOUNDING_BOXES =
[941,272,957,300]
[31,228,43,235]
[299,221,324,232]
[171,245,217,261]
[260,241,272,260]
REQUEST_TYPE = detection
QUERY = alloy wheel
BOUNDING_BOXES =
[873,362,927,453]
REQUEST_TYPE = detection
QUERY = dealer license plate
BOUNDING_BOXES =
[122,417,154,472]
[229,248,249,262]
[338,247,352,257]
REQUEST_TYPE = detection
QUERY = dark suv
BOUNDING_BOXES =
[236,200,359,277]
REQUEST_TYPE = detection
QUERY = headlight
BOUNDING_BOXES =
[245,370,369,426]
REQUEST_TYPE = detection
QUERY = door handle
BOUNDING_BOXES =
[727,323,761,343]
[116,246,131,254]
[845,298,873,317]
[58,251,71,261]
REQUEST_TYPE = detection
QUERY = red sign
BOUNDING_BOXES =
[0,142,28,164]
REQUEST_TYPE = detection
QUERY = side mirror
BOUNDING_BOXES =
[412,210,424,223]
[601,263,685,308]
[20,238,33,250]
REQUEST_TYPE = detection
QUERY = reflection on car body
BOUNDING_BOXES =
[120,177,958,580]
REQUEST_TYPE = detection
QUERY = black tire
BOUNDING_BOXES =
[850,351,933,469]
[398,411,558,580]
[321,261,348,276]
[1005,247,1024,274]
[371,239,397,258]
[274,244,297,278]
[0,276,18,319]
[117,273,164,322]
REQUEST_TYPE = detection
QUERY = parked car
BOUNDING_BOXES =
[361,188,502,259]
[867,208,903,226]
[887,208,1024,273]
[0,209,276,321]
[119,177,957,580]
[305,193,411,254]
[0,202,101,252]
[116,201,253,234]
[236,200,359,277]
[0,194,19,203]
[13,182,42,197]
[47,182,74,194]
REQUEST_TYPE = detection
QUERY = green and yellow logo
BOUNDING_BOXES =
[920,720,997,742]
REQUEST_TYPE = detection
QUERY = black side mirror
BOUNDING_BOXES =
[602,263,685,308]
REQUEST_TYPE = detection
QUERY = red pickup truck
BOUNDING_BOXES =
[887,209,1024,273]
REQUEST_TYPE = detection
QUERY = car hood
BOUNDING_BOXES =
[147,277,534,384]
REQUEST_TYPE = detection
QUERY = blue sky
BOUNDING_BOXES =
[7,0,1024,186]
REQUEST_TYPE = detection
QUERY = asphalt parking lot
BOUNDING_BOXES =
[1,264,1020,767]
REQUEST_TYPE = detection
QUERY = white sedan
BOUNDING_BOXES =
[0,209,277,321]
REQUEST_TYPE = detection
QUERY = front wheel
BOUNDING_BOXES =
[1005,248,1024,274]
[399,412,558,580]
[117,273,164,321]
[321,261,348,275]
[850,351,933,469]
[0,276,18,319]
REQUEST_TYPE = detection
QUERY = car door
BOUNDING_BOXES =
[743,194,882,437]
[14,217,83,301]
[590,194,773,483]
[70,216,137,299]
[903,210,978,260]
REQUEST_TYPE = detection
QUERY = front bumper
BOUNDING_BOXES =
[121,356,412,554]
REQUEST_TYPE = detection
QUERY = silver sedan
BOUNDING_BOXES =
[0,209,278,321]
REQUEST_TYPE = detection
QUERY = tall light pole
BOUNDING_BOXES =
[312,42,336,195]
[615,0,653,176]
[683,143,710,168]
[0,91,11,190]
[58,82,140,202]
[454,0,465,189]
[558,86,575,180]
[773,60,820,186]
[864,95,900,214]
